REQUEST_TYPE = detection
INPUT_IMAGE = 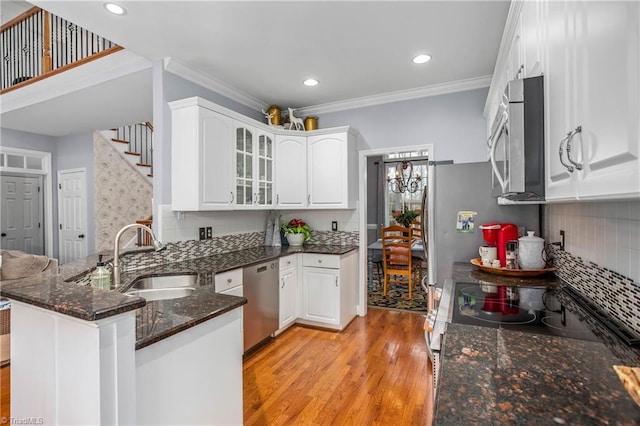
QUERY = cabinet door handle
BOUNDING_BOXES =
[227,278,232,283]
[230,192,235,203]
[281,278,285,288]
[78,234,85,239]
[253,193,258,204]
[0,233,6,237]
[307,194,311,205]
[335,277,339,287]
[559,126,583,173]
[276,194,279,204]
[566,126,583,171]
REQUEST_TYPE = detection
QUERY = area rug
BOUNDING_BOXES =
[368,277,428,313]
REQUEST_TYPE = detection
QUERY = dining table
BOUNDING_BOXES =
[367,239,425,288]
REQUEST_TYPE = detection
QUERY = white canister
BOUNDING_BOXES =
[518,231,546,269]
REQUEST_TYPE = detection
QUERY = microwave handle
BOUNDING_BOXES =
[489,121,509,193]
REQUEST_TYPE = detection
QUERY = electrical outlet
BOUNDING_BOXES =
[206,226,213,239]
[199,227,206,241]
[331,221,338,231]
[559,230,565,251]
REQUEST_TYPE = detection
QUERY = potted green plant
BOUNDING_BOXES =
[392,206,420,227]
[281,218,311,246]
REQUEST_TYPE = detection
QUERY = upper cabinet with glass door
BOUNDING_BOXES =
[234,121,274,209]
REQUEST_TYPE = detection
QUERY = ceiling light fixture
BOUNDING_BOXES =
[303,78,319,87]
[104,2,126,15]
[412,54,432,64]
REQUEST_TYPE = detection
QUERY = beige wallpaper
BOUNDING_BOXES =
[93,132,153,252]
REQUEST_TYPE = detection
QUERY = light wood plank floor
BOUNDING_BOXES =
[0,365,8,422]
[0,308,433,425]
[244,307,433,425]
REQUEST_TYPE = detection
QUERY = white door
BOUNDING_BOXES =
[0,175,44,254]
[58,169,88,264]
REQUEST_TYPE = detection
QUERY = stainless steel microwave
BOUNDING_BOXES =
[487,76,545,203]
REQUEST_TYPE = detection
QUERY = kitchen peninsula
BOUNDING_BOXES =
[0,243,357,425]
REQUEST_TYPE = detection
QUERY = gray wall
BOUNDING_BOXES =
[317,88,489,163]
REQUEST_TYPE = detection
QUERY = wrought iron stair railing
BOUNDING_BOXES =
[1,6,122,93]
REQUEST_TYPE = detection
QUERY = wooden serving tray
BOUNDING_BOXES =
[470,258,557,277]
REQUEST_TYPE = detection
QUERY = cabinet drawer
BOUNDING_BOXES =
[302,253,339,269]
[215,269,243,292]
[279,255,297,271]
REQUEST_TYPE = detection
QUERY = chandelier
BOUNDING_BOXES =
[387,160,422,193]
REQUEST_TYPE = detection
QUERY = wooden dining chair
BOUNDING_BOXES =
[380,225,420,299]
[410,217,425,282]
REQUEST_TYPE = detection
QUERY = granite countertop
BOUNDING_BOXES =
[0,244,357,350]
[434,262,640,424]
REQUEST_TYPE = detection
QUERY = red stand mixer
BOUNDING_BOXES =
[479,223,518,267]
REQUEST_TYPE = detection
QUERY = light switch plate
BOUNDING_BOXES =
[199,227,206,240]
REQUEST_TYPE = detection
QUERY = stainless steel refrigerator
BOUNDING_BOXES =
[420,161,539,290]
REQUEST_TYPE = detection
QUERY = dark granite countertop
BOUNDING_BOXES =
[0,244,357,350]
[434,262,640,424]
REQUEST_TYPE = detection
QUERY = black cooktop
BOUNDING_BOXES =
[452,281,640,345]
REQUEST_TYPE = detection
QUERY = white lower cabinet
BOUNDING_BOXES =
[278,255,298,332]
[299,251,358,330]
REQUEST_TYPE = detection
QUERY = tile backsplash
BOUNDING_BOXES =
[542,201,640,283]
[543,200,640,335]
[156,204,359,243]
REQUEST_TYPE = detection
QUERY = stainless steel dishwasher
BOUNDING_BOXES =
[243,261,279,352]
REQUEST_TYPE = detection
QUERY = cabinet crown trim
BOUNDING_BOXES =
[168,96,356,137]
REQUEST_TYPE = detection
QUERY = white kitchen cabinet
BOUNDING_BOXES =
[275,134,307,208]
[299,251,358,330]
[234,122,275,209]
[170,100,234,210]
[275,128,358,209]
[520,0,544,78]
[544,0,640,201]
[278,254,298,332]
[307,132,357,208]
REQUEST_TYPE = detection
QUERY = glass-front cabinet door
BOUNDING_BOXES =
[235,125,254,206]
[234,121,274,209]
[256,130,274,207]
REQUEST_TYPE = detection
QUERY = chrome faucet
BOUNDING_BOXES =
[113,223,165,287]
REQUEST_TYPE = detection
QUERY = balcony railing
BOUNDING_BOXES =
[1,6,122,93]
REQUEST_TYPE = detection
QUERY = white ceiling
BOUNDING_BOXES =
[3,1,511,137]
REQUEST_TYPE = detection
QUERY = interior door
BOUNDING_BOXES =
[0,175,44,254]
[58,169,88,264]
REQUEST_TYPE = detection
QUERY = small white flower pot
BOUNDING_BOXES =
[286,233,305,246]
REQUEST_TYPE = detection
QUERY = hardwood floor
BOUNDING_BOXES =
[0,308,433,425]
[1,366,8,422]
[244,308,433,425]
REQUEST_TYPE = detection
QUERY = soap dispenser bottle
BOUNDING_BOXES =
[90,255,111,290]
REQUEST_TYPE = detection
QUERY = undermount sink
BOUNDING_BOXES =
[126,287,195,301]
[125,273,198,301]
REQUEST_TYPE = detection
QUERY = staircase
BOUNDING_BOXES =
[100,122,154,183]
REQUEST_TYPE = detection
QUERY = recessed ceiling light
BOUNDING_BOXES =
[104,2,126,15]
[303,78,319,87]
[412,54,432,64]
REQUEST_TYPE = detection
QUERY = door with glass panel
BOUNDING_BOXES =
[255,130,274,207]
[234,122,274,209]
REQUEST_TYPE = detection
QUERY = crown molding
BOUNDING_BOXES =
[163,58,492,116]
[163,58,267,111]
[297,75,493,116]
